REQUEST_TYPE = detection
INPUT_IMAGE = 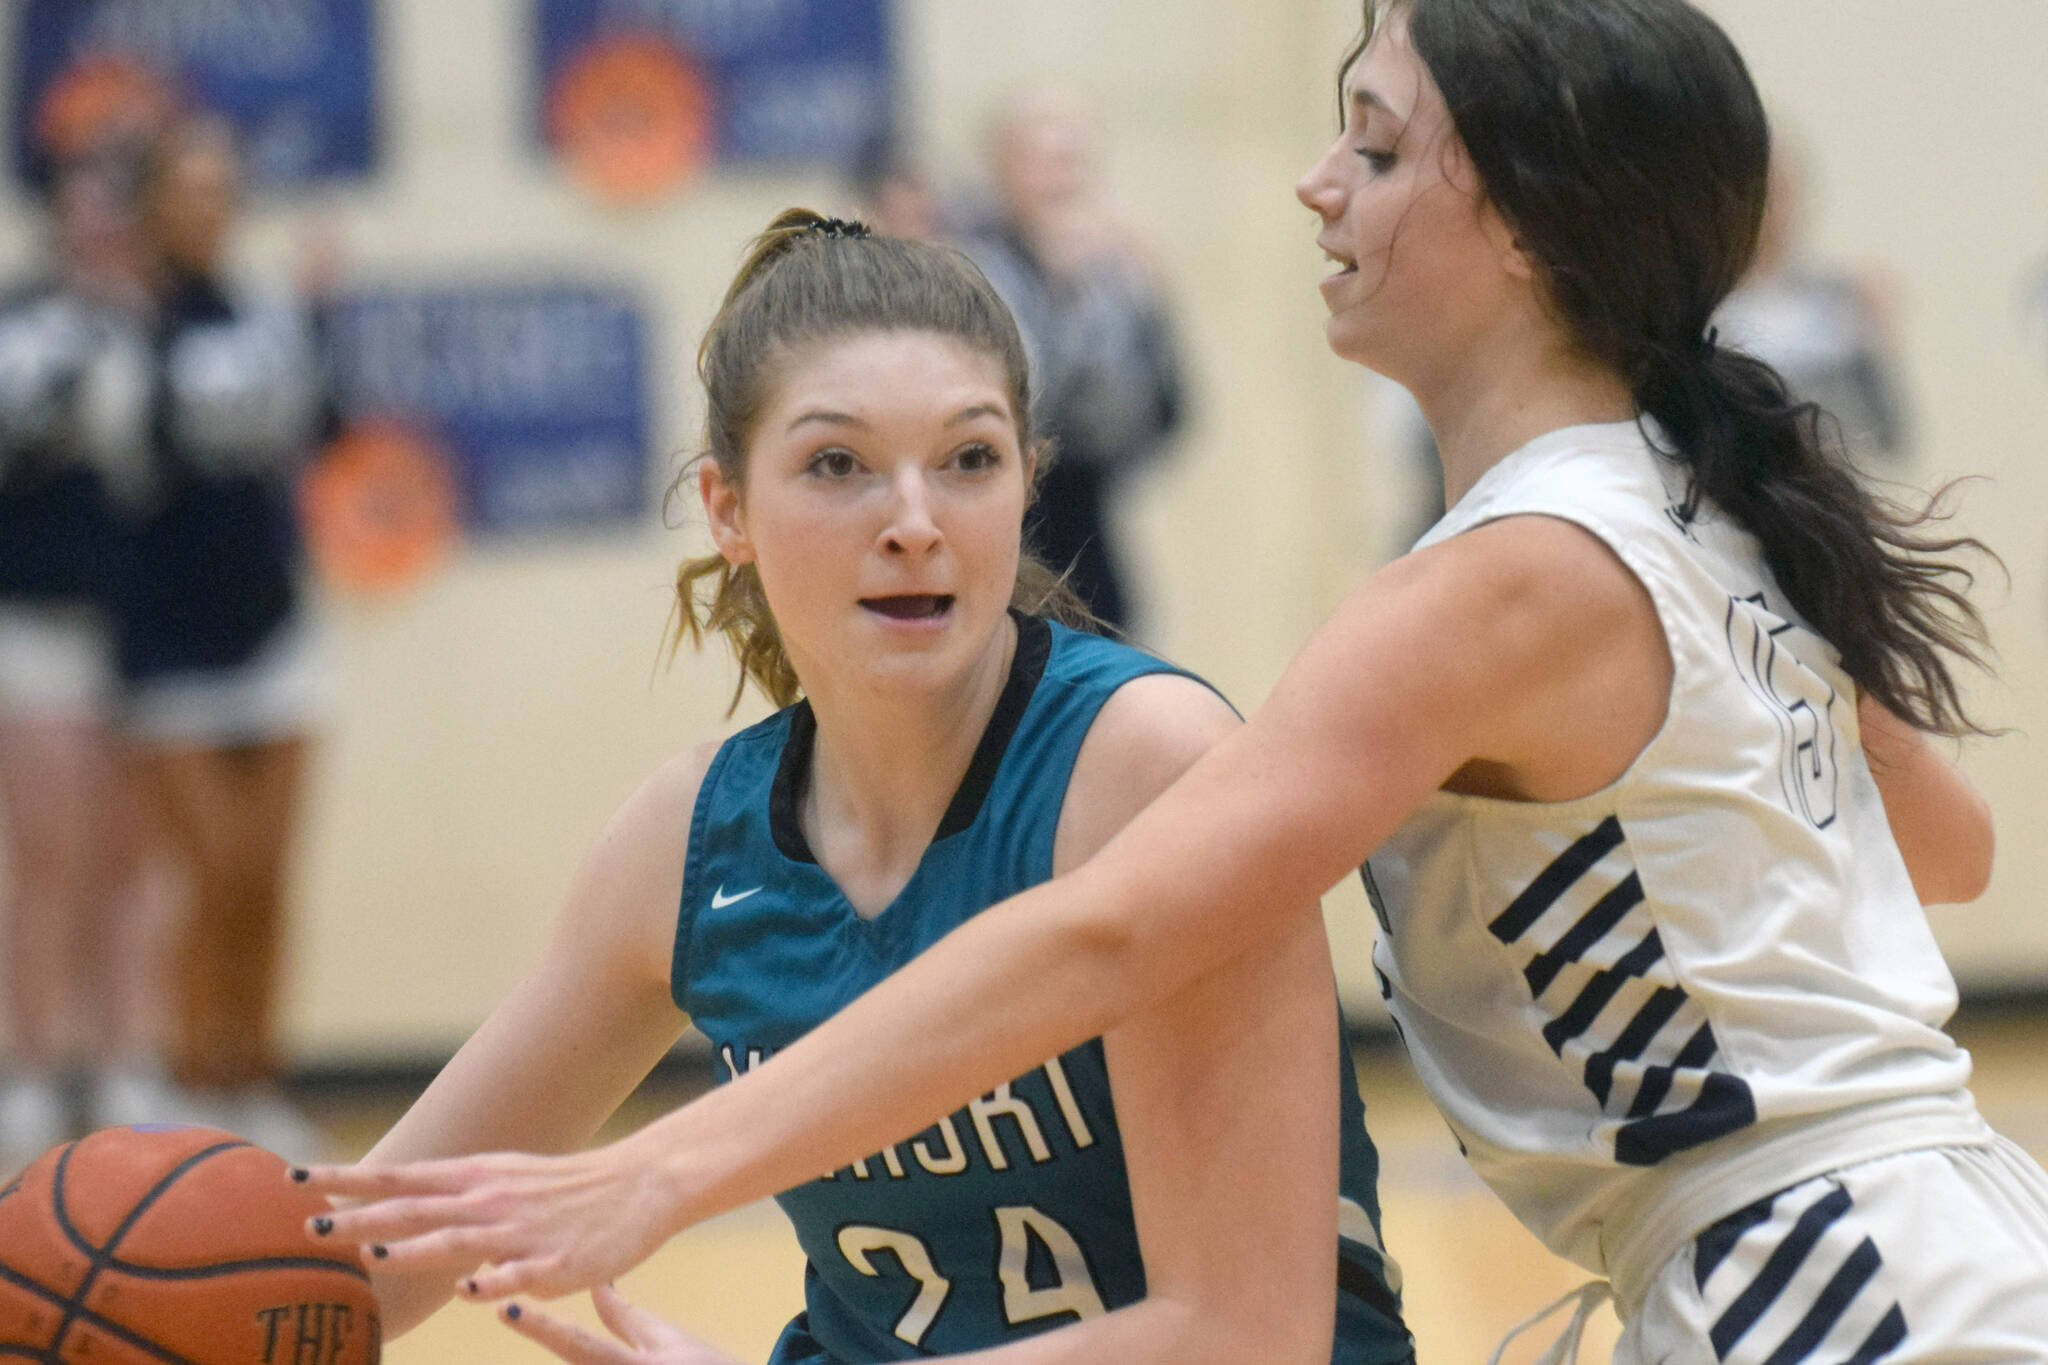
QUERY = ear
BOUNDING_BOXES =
[1479,200,1538,282]
[699,460,754,565]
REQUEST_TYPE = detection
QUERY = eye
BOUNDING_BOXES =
[807,447,862,478]
[950,441,1003,473]
[1359,147,1397,173]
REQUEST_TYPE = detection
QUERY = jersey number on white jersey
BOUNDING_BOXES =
[1725,592,1841,829]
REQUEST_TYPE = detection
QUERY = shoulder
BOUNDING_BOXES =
[545,739,722,990]
[1426,511,1655,638]
[1053,671,1238,873]
[583,741,722,922]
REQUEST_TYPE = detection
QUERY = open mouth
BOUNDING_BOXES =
[1324,250,1359,277]
[861,594,955,621]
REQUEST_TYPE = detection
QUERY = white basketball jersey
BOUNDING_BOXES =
[1365,420,1977,1287]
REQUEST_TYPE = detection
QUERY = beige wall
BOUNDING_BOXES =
[1,0,2043,1062]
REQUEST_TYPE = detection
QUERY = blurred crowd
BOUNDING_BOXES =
[0,109,334,1174]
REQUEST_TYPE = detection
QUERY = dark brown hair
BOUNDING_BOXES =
[673,207,1092,713]
[1344,0,1995,734]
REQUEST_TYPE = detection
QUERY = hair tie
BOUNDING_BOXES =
[808,216,872,240]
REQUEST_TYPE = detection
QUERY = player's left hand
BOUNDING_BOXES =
[501,1285,743,1365]
[295,1141,683,1301]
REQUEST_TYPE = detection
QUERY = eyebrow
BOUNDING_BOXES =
[947,402,1008,427]
[1350,86,1404,125]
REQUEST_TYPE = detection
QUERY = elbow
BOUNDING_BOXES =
[1914,800,1995,907]
[1948,801,1996,905]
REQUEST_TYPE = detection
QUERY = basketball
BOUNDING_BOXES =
[0,1125,379,1364]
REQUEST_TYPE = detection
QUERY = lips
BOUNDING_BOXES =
[861,594,955,620]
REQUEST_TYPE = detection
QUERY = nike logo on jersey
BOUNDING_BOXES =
[711,884,764,908]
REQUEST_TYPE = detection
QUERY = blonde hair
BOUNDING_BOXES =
[672,208,1094,713]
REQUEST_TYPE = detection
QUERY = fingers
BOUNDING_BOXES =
[292,1159,477,1200]
[500,1300,636,1365]
[462,1256,565,1302]
[591,1284,661,1344]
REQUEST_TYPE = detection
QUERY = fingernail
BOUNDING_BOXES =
[312,1216,333,1236]
[289,1167,309,1182]
[371,1244,388,1260]
[505,1303,522,1321]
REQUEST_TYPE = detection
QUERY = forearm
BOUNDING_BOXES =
[638,637,1419,1229]
[635,861,1158,1224]
[943,1294,1322,1365]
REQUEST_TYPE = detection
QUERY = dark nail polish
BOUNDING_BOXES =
[505,1303,522,1321]
[312,1217,333,1236]
[371,1244,388,1260]
[289,1167,309,1183]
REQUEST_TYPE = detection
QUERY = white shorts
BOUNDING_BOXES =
[0,600,115,720]
[124,613,331,747]
[1617,1139,2048,1363]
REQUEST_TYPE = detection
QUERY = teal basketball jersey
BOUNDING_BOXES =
[673,615,1413,1363]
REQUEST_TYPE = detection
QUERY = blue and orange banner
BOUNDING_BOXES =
[8,0,378,188]
[324,284,653,538]
[536,0,895,204]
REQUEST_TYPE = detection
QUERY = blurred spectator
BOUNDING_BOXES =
[1712,147,1911,467]
[0,147,165,1173]
[847,126,945,241]
[107,113,336,1160]
[963,91,1185,634]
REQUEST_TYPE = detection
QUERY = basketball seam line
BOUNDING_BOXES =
[47,1139,247,1363]
[0,1257,190,1365]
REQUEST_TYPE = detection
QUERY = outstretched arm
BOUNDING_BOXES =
[304,517,1659,1304]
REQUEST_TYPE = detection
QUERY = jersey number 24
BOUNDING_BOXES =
[837,1205,1106,1348]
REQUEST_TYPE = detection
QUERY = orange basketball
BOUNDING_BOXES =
[0,1125,380,1363]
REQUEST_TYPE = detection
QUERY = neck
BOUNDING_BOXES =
[799,617,1019,887]
[1406,321,1637,509]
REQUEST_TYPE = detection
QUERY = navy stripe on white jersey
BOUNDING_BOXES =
[1487,816,1757,1166]
[1691,1181,1907,1364]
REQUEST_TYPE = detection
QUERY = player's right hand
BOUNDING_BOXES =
[296,1138,685,1302]
[501,1285,743,1365]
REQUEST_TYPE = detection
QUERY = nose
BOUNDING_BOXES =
[881,467,940,557]
[1297,140,1346,217]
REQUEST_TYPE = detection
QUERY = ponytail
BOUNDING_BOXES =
[1383,0,1998,736]
[1635,340,1993,735]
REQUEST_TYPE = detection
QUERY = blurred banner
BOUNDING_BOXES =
[8,0,378,188]
[536,0,894,204]
[324,284,652,539]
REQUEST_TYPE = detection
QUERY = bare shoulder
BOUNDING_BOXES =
[1434,512,1655,631]
[559,739,724,981]
[1054,671,1240,873]
[1356,513,1668,799]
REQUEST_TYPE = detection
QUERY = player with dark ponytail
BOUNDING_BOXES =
[311,5,2046,1362]
[1393,0,1991,737]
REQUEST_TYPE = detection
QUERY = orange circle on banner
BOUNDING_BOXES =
[547,33,714,206]
[34,55,180,162]
[298,421,461,594]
